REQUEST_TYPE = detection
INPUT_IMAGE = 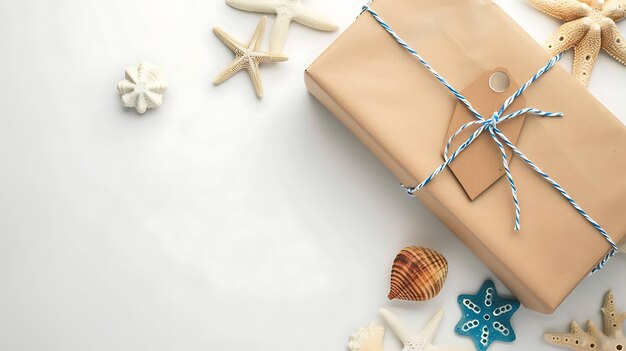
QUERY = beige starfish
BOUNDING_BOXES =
[529,0,626,86]
[213,16,288,98]
[225,0,338,53]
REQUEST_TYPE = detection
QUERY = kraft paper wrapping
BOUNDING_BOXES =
[305,0,626,313]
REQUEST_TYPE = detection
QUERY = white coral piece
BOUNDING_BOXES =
[348,324,385,351]
[117,61,168,114]
[545,291,626,351]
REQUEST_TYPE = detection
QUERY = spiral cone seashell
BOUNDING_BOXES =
[117,61,168,114]
[388,246,448,301]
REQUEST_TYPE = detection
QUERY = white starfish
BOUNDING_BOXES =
[380,309,471,351]
[225,0,338,52]
[213,16,288,98]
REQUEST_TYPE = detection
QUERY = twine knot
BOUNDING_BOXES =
[485,113,501,128]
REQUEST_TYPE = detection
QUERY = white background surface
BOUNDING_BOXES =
[0,0,624,350]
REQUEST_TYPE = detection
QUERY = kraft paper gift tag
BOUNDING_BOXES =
[443,68,526,200]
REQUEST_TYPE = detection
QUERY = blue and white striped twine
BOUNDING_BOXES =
[361,4,618,273]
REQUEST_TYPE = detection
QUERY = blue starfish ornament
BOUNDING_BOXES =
[455,279,520,351]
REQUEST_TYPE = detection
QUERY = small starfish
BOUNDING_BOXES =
[529,0,626,86]
[455,280,520,351]
[380,308,471,351]
[213,16,288,98]
[225,0,338,52]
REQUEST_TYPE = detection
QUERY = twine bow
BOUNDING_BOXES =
[409,61,564,231]
[361,5,619,272]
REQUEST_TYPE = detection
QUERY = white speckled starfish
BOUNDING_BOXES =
[213,16,288,98]
[529,0,626,86]
[225,0,338,52]
[380,309,471,351]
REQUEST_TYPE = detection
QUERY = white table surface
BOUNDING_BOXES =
[0,0,624,350]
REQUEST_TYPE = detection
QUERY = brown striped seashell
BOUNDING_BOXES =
[388,246,448,301]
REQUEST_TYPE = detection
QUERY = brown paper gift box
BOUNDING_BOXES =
[304,0,626,313]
